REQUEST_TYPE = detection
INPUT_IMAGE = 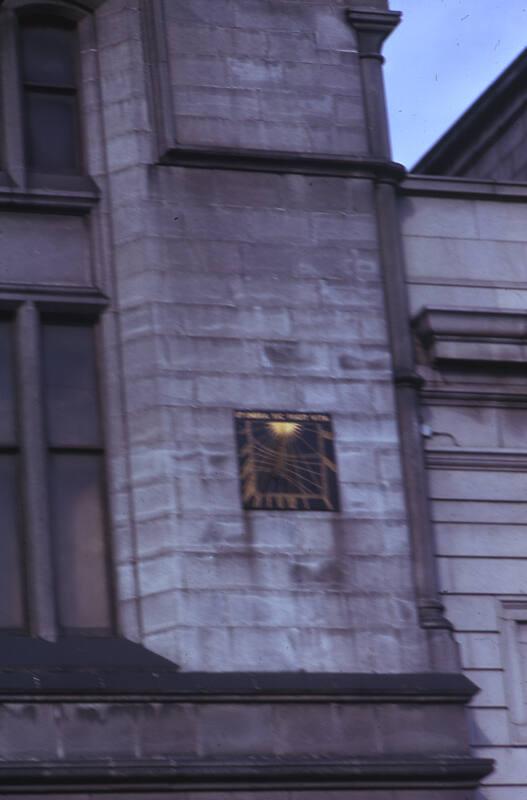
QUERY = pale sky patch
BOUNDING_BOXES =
[383,0,527,168]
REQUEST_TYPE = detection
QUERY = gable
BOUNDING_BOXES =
[414,47,527,180]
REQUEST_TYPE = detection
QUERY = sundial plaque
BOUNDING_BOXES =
[235,410,339,511]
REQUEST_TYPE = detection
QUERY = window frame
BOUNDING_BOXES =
[0,0,100,197]
[0,293,116,639]
[499,598,527,743]
[19,12,83,177]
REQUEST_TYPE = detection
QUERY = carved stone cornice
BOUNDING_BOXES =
[160,146,406,181]
[414,306,527,365]
[3,0,107,14]
[426,447,527,472]
[0,755,494,792]
[346,8,401,61]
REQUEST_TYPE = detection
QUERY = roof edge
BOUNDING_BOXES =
[414,47,527,175]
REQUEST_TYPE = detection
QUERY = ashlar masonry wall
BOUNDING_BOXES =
[94,0,429,672]
[401,178,527,799]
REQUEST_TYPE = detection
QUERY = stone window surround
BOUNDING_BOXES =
[0,0,112,641]
[0,0,105,213]
[499,598,527,742]
[0,291,111,639]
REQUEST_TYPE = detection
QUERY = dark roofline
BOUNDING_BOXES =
[413,46,527,175]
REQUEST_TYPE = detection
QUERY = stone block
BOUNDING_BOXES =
[168,273,241,305]
[259,88,333,120]
[225,627,299,670]
[164,0,236,26]
[475,200,527,242]
[135,514,176,559]
[338,445,377,482]
[176,590,229,626]
[139,703,198,756]
[311,211,376,244]
[0,705,59,758]
[433,498,526,525]
[499,407,527,448]
[444,595,499,632]
[475,744,527,786]
[196,374,299,406]
[142,590,180,633]
[261,339,330,374]
[175,86,260,121]
[133,480,177,517]
[465,669,506,708]
[227,57,284,89]
[425,404,500,449]
[407,283,498,316]
[429,469,527,502]
[405,234,527,284]
[139,553,185,597]
[197,704,274,755]
[284,62,361,93]
[456,632,503,669]
[273,705,353,756]
[170,55,229,88]
[176,474,240,514]
[330,124,368,154]
[285,174,354,212]
[116,563,137,602]
[60,704,138,757]
[379,704,469,754]
[436,524,527,560]
[106,132,144,170]
[212,170,285,209]
[290,308,361,341]
[438,556,527,595]
[401,197,479,238]
[469,707,510,746]
[226,591,301,627]
[232,0,313,32]
[0,212,91,286]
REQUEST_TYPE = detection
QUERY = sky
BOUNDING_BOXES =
[383,0,527,169]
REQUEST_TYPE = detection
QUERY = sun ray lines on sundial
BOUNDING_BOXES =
[253,456,321,488]
[253,453,321,481]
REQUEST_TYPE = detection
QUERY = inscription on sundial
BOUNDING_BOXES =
[234,410,339,512]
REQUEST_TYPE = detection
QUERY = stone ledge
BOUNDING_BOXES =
[402,174,527,201]
[0,183,99,214]
[426,447,527,472]
[0,755,494,791]
[414,306,527,365]
[160,145,406,181]
[0,635,477,700]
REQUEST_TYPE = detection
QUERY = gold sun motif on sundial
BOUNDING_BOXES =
[267,420,301,439]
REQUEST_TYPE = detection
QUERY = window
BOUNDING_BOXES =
[500,599,527,742]
[19,14,81,174]
[0,0,101,197]
[0,302,113,635]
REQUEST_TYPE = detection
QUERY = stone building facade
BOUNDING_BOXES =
[401,46,527,800]
[0,0,501,798]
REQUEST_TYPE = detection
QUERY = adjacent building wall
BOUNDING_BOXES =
[401,177,527,799]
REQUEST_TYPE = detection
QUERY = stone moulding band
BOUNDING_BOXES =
[159,145,406,181]
[0,186,99,214]
[0,756,495,791]
[0,665,479,701]
[414,306,527,365]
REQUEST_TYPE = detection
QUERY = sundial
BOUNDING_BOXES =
[234,410,339,511]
